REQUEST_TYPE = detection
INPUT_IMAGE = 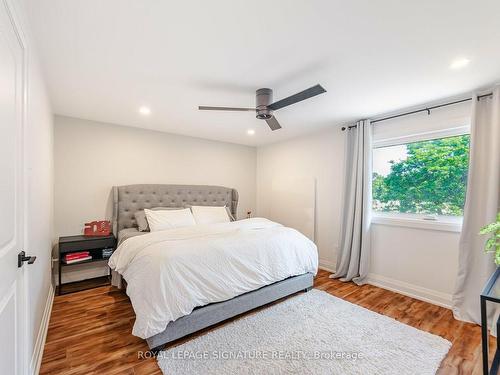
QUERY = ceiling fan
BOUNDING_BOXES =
[198,84,326,131]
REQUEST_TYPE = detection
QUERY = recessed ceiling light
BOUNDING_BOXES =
[247,129,255,135]
[139,106,151,115]
[450,57,470,70]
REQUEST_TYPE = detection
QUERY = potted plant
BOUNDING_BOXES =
[480,212,500,265]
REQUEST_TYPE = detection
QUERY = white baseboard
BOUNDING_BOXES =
[366,273,452,309]
[318,259,336,273]
[317,259,452,309]
[30,284,54,375]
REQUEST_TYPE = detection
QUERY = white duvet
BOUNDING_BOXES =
[108,218,318,339]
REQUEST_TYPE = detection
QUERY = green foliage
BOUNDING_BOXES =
[480,213,500,266]
[372,134,470,215]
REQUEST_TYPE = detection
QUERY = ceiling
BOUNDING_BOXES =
[26,0,500,146]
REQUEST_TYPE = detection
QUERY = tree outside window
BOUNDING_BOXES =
[372,134,470,216]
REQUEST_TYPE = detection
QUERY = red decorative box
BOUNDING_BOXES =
[83,221,111,236]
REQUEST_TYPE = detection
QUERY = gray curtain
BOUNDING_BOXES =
[330,120,372,285]
[452,87,500,324]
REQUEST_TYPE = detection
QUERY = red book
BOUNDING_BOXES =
[63,256,92,264]
[65,252,90,260]
[65,254,89,261]
[65,251,89,258]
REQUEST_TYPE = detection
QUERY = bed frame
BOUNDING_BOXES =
[112,184,314,351]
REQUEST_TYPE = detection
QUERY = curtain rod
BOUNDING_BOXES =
[341,92,493,131]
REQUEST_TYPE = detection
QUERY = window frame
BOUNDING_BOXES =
[371,125,470,232]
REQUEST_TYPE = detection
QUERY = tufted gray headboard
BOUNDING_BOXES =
[112,184,239,233]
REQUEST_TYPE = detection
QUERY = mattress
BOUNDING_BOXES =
[109,218,318,338]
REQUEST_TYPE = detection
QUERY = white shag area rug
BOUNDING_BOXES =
[157,289,451,375]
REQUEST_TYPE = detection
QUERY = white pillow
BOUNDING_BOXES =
[190,205,231,225]
[144,208,196,231]
[134,207,183,232]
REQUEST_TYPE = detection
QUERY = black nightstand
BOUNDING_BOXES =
[58,234,117,295]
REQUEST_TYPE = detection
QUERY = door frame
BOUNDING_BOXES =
[2,0,29,373]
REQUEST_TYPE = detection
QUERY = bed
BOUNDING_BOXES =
[109,184,318,351]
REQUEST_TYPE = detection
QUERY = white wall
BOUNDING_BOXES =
[25,50,54,375]
[15,1,55,373]
[256,117,463,308]
[257,127,345,271]
[54,116,257,281]
[368,225,460,307]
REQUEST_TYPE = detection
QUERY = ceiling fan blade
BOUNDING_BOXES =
[265,116,282,131]
[198,106,256,112]
[267,84,326,111]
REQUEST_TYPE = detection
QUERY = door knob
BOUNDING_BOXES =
[18,251,36,268]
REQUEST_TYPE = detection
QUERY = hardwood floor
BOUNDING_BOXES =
[40,270,496,374]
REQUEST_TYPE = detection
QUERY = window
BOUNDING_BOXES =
[372,133,470,217]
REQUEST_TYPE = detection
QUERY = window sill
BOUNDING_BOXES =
[371,214,463,233]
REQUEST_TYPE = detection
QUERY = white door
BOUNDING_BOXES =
[0,1,27,374]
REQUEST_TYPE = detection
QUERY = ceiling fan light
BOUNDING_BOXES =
[198,84,326,131]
